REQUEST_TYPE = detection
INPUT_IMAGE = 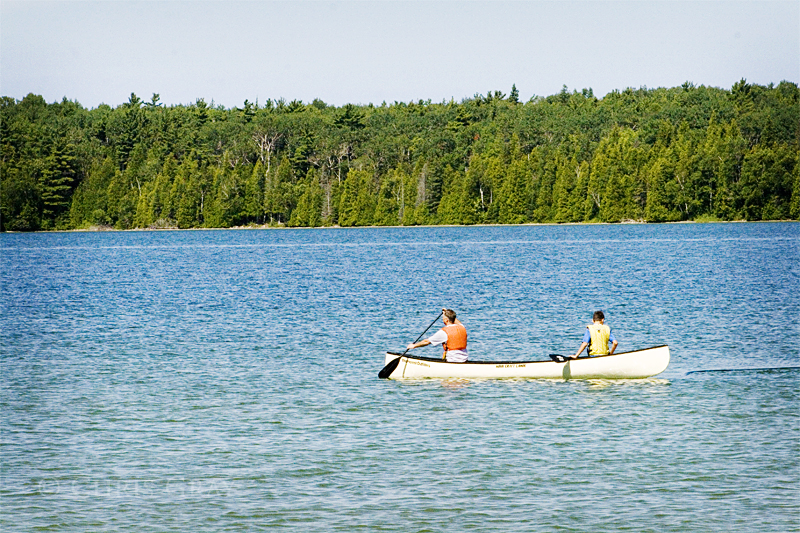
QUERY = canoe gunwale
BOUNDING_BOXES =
[385,344,670,365]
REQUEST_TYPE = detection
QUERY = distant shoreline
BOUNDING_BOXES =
[3,218,797,234]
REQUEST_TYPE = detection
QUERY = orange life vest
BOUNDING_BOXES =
[442,323,468,353]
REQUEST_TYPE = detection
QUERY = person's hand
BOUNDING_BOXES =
[407,343,416,350]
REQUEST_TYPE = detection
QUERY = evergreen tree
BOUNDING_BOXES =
[532,151,557,222]
[411,160,431,225]
[150,157,177,225]
[337,168,357,226]
[482,155,506,223]
[244,160,266,223]
[374,169,401,226]
[436,165,465,225]
[667,122,702,220]
[40,141,79,228]
[552,155,574,223]
[206,159,246,228]
[498,158,527,224]
[264,157,294,224]
[0,167,41,231]
[172,156,205,228]
[69,156,116,227]
[644,156,674,222]
[397,166,416,226]
[106,169,136,229]
[289,168,323,227]
[133,181,154,228]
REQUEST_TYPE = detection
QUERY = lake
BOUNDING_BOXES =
[1,222,798,532]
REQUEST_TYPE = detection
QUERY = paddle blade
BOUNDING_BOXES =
[378,356,401,379]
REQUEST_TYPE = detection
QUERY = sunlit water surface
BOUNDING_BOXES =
[1,223,798,532]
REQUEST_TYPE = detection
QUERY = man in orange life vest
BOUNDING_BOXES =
[406,308,468,362]
[572,310,618,359]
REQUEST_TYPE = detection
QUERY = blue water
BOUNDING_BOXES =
[1,223,798,532]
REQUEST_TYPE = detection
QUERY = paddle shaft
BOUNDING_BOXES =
[403,311,443,356]
[378,311,443,379]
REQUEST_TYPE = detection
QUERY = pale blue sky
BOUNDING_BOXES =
[2,0,798,109]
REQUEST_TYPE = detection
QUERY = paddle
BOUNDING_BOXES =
[378,311,443,379]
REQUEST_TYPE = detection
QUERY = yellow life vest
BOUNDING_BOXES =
[587,323,611,355]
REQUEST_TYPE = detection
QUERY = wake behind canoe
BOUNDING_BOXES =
[379,345,670,380]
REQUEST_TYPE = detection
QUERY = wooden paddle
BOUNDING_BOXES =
[378,311,443,379]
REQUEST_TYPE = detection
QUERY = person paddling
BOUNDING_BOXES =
[406,308,468,362]
[572,310,618,359]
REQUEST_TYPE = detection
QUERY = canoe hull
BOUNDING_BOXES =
[381,345,670,380]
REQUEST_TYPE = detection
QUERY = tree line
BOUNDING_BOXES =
[1,80,798,232]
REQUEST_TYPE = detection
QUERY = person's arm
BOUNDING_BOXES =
[573,328,590,358]
[407,339,432,350]
[609,340,618,354]
[572,342,588,359]
[408,329,447,351]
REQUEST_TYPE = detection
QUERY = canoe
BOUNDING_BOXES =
[379,345,670,380]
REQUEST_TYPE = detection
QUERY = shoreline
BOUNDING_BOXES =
[3,218,798,234]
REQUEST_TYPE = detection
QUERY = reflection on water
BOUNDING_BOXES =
[440,378,471,389]
[583,378,672,389]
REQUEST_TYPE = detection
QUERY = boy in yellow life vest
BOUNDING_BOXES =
[572,310,618,359]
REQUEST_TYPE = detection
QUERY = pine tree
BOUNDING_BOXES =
[244,160,266,223]
[264,157,294,224]
[338,169,361,226]
[397,166,416,226]
[568,160,590,222]
[354,169,377,226]
[133,181,154,228]
[436,165,465,225]
[411,160,431,225]
[482,156,505,223]
[172,156,204,228]
[289,168,323,227]
[552,155,574,223]
[499,159,527,224]
[106,169,136,229]
[644,156,673,222]
[150,157,177,225]
[69,156,116,227]
[374,169,401,226]
[40,142,78,228]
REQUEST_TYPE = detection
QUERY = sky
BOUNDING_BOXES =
[1,0,798,109]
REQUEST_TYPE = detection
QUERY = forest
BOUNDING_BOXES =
[1,80,798,231]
